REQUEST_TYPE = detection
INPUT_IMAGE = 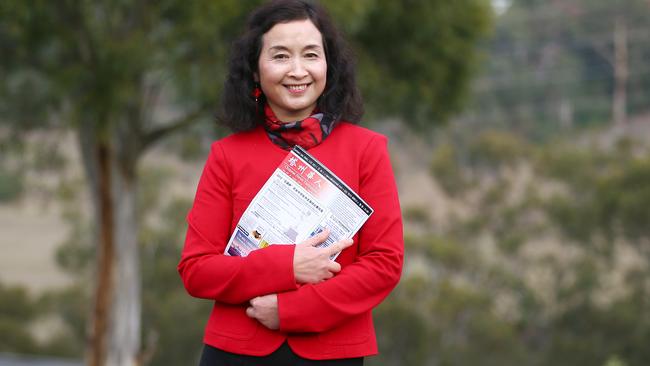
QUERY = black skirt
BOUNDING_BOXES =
[199,342,364,366]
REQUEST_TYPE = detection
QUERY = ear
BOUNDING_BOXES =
[253,72,259,83]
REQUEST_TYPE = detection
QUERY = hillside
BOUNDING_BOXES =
[1,117,649,295]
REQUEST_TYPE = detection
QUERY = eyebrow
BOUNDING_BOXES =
[267,44,323,52]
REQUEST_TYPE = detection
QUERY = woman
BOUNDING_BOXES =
[178,0,403,364]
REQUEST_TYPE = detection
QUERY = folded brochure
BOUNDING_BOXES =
[224,145,373,259]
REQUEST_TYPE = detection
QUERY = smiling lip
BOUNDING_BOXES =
[285,83,310,93]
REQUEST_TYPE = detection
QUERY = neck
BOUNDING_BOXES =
[266,104,315,123]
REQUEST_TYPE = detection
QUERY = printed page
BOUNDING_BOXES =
[224,146,373,258]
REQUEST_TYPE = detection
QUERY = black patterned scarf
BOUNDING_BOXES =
[263,104,338,150]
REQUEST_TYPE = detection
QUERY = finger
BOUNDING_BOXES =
[246,306,255,318]
[250,296,261,306]
[327,238,353,256]
[319,271,333,282]
[299,229,330,247]
[328,261,341,273]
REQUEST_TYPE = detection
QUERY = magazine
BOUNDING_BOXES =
[224,145,373,259]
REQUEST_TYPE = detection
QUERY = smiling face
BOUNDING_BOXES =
[257,19,327,122]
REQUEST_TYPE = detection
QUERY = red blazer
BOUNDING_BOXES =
[178,123,403,360]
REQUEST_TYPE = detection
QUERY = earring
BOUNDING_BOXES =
[252,84,262,103]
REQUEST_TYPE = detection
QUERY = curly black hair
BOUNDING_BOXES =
[218,0,363,132]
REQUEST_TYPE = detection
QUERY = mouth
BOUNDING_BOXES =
[285,83,311,93]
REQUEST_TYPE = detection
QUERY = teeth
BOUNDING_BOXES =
[287,84,307,91]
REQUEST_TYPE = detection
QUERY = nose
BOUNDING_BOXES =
[288,58,308,78]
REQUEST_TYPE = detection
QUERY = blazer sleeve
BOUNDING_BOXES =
[277,134,404,333]
[177,142,298,305]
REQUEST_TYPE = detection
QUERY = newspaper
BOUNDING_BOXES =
[224,145,373,259]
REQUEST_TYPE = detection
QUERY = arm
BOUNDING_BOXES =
[277,135,404,333]
[177,142,298,304]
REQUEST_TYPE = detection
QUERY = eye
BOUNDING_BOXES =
[305,52,319,59]
[272,53,290,60]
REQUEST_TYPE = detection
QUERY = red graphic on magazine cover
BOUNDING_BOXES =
[280,153,328,197]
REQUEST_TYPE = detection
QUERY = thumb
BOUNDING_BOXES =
[298,228,330,247]
[246,306,256,318]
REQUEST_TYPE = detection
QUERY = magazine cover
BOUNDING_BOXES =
[224,146,373,259]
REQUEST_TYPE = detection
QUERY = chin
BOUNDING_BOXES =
[284,101,317,112]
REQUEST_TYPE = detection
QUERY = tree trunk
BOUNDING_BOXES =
[558,98,573,129]
[80,122,112,366]
[613,16,628,126]
[78,107,200,365]
[81,122,141,366]
[89,142,115,366]
[106,154,140,366]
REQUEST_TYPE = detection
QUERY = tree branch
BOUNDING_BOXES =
[140,106,211,152]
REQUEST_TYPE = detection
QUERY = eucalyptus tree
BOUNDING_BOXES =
[1,1,259,365]
[1,0,492,364]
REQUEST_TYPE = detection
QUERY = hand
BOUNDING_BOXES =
[246,294,279,330]
[293,229,354,284]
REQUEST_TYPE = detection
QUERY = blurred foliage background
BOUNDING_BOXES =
[1,0,650,365]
